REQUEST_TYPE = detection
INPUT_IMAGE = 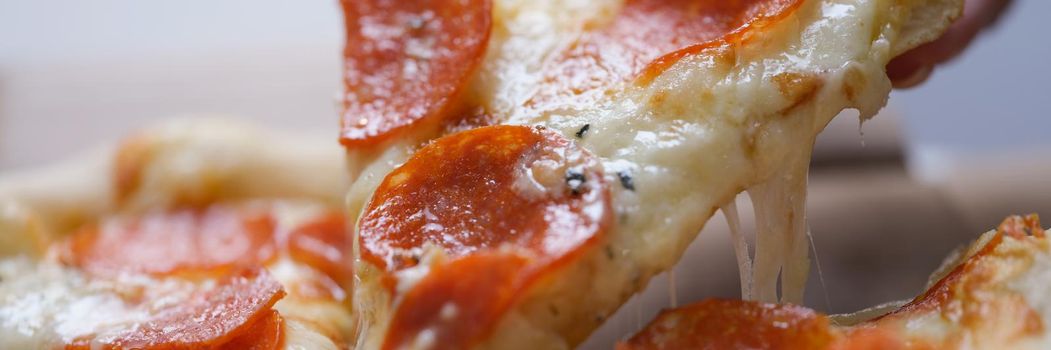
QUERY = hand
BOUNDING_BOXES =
[887,0,1014,88]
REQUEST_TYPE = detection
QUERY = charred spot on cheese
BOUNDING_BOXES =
[339,0,492,148]
[565,169,587,195]
[617,170,636,191]
[575,124,591,139]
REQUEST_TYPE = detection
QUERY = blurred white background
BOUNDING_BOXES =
[1,0,1048,348]
[0,0,344,169]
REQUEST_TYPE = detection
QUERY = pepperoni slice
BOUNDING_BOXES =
[340,0,492,148]
[383,253,528,350]
[526,0,801,114]
[68,269,285,349]
[219,310,285,350]
[618,299,835,350]
[358,125,611,270]
[284,211,354,300]
[60,206,277,276]
[286,211,352,285]
[358,125,611,349]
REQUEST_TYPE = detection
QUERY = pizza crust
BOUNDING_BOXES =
[620,216,1051,349]
[0,118,348,233]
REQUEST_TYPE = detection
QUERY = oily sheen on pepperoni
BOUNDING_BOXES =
[358,125,610,270]
[287,211,352,284]
[218,310,285,350]
[62,205,353,288]
[383,254,528,350]
[61,206,277,276]
[618,299,912,349]
[340,0,491,147]
[526,0,801,114]
[358,125,611,349]
[67,269,285,350]
[284,211,355,299]
[617,299,836,350]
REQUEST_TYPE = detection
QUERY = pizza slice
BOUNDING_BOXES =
[0,0,984,348]
[619,215,1051,349]
[0,119,355,349]
[339,0,964,349]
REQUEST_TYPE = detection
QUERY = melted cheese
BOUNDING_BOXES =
[721,200,753,299]
[0,116,358,347]
[457,0,888,309]
[0,0,963,348]
[283,318,342,350]
[0,118,348,235]
[258,200,358,348]
[345,0,962,347]
[0,201,48,258]
[488,0,897,305]
[0,258,199,348]
[1010,239,1051,346]
[0,196,355,349]
[748,155,812,303]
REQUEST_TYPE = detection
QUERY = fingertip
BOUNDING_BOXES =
[890,64,934,89]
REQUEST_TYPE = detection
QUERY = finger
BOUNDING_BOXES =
[890,64,934,89]
[888,0,1013,88]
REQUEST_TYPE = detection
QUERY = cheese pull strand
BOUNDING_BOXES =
[781,151,814,304]
[748,151,812,304]
[721,200,753,300]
